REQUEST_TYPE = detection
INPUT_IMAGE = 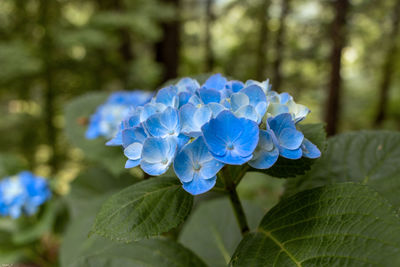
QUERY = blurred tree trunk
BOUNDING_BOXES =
[98,0,134,88]
[39,0,58,174]
[255,0,271,81]
[155,0,181,84]
[205,0,215,72]
[325,0,350,136]
[272,0,291,92]
[374,0,400,126]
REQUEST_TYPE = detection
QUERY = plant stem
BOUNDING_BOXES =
[222,167,249,236]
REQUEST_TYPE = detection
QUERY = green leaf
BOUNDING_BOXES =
[230,183,400,266]
[64,93,127,175]
[284,131,400,208]
[253,123,326,178]
[69,237,206,267]
[91,177,193,242]
[180,198,264,267]
[65,167,137,219]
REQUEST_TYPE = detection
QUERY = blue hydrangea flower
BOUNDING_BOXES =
[174,137,224,195]
[143,107,181,138]
[268,113,304,159]
[0,172,51,218]
[202,111,259,165]
[103,74,320,195]
[86,91,152,140]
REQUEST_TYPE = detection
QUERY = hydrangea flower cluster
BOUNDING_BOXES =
[106,74,321,195]
[0,172,51,218]
[86,91,153,140]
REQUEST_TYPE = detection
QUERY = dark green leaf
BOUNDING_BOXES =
[180,198,263,267]
[230,183,400,266]
[253,123,326,178]
[69,237,207,267]
[64,92,127,175]
[91,177,193,242]
[284,131,400,209]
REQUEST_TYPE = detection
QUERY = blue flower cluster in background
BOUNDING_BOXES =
[86,91,153,140]
[0,172,51,218]
[105,74,321,195]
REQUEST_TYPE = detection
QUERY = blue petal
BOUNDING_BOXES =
[279,92,292,104]
[141,137,177,175]
[174,137,224,183]
[156,86,179,108]
[122,127,147,148]
[140,103,167,122]
[125,159,140,168]
[301,138,321,159]
[182,175,217,195]
[230,92,249,111]
[249,130,279,169]
[241,85,268,117]
[234,105,259,123]
[180,104,212,137]
[277,127,304,150]
[203,73,227,91]
[279,147,302,159]
[207,103,226,118]
[178,92,193,107]
[269,113,296,134]
[225,80,244,93]
[268,103,289,117]
[202,111,259,164]
[212,150,253,165]
[106,130,122,146]
[177,134,190,151]
[174,147,195,183]
[124,143,143,160]
[176,77,200,93]
[198,88,221,104]
[144,107,180,138]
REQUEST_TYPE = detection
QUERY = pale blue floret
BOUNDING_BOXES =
[156,86,179,108]
[268,113,304,159]
[122,126,148,168]
[144,107,181,138]
[249,130,279,169]
[180,104,212,137]
[245,79,272,94]
[140,137,177,175]
[229,85,267,123]
[202,111,259,165]
[174,137,224,195]
[0,172,51,218]
[266,91,310,123]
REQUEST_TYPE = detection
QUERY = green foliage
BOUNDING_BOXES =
[91,177,193,242]
[0,153,27,178]
[64,92,127,175]
[180,198,263,267]
[284,131,400,208]
[253,123,326,178]
[230,183,400,266]
[68,236,207,267]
